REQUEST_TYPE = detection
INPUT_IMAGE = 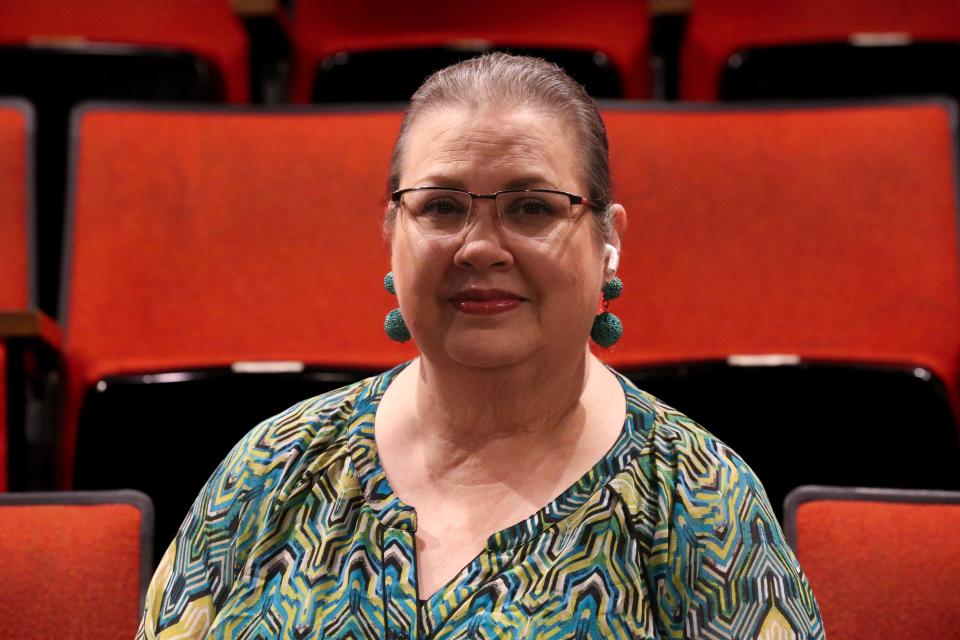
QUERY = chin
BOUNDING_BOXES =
[441,330,540,369]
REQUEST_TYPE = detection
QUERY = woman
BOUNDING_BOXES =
[138,54,823,639]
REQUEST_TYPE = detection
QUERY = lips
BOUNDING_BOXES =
[449,289,526,315]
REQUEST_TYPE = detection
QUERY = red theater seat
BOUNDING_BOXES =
[602,100,960,515]
[290,0,650,102]
[0,490,153,640]
[61,106,415,560]
[0,99,34,492]
[785,486,960,639]
[682,0,960,101]
[0,0,250,315]
[0,0,249,102]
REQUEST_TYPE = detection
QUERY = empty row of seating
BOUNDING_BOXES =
[682,0,960,101]
[7,0,959,316]
[4,0,959,102]
[3,98,959,559]
[2,486,957,639]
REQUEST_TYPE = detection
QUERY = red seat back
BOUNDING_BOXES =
[60,106,416,484]
[0,99,34,492]
[0,99,31,309]
[0,490,153,640]
[602,102,960,418]
[785,486,960,639]
[682,0,960,99]
[290,0,650,101]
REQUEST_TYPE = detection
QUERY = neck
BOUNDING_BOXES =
[419,348,588,433]
[388,348,598,486]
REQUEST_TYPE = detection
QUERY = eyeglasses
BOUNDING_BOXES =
[391,187,593,241]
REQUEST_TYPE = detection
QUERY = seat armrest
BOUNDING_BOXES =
[0,309,63,490]
[0,309,62,350]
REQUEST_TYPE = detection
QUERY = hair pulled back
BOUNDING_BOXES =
[386,52,614,239]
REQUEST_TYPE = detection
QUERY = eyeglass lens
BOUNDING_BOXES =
[401,189,574,239]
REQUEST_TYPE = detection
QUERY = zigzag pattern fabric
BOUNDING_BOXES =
[138,364,823,639]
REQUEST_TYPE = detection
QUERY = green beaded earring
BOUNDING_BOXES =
[383,272,411,342]
[591,276,623,348]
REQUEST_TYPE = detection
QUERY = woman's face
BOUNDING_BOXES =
[390,106,622,370]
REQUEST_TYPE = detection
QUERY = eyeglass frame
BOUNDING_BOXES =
[389,186,596,237]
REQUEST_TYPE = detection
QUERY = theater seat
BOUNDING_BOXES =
[603,100,960,517]
[784,485,960,639]
[61,106,415,562]
[290,0,650,102]
[0,0,248,102]
[0,0,249,315]
[0,490,153,639]
[682,0,960,101]
[0,99,34,492]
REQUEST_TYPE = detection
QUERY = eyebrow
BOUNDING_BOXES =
[502,176,558,191]
[414,175,468,190]
[413,175,559,192]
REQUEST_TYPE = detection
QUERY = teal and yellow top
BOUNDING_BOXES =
[137,364,823,639]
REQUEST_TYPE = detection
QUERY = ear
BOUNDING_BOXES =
[604,203,627,274]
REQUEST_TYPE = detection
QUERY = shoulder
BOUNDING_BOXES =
[609,370,824,637]
[609,371,780,549]
[206,369,389,517]
[616,372,766,502]
[183,369,394,577]
[144,371,393,631]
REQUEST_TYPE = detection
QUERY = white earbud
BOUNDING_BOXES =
[603,243,619,275]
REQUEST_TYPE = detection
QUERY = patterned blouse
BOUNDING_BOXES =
[137,363,824,639]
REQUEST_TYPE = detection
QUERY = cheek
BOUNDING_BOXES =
[533,258,604,323]
[575,273,606,316]
[391,234,452,305]
[546,241,605,296]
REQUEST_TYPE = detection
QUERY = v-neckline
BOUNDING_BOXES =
[346,361,645,615]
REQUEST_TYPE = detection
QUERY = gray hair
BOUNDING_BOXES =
[385,52,614,240]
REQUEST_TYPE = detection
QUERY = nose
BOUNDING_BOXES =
[453,200,515,272]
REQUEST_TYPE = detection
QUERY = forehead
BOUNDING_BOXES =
[400,106,582,191]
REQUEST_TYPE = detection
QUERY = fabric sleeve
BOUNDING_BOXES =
[136,419,273,639]
[645,418,825,639]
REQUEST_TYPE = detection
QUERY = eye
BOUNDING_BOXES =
[421,197,468,216]
[509,197,555,216]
